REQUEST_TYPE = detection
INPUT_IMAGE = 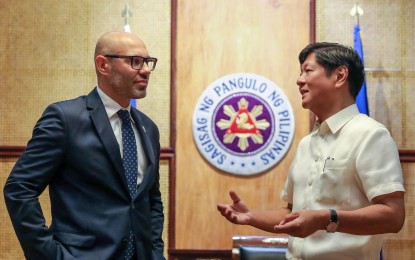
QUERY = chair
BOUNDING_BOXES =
[232,235,288,260]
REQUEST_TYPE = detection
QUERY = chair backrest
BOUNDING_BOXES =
[239,245,287,260]
[232,235,289,260]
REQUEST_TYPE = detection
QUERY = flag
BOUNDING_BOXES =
[353,24,369,115]
[130,99,137,108]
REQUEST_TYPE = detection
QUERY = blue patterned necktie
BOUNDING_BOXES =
[117,109,138,259]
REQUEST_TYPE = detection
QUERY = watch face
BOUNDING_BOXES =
[326,222,338,233]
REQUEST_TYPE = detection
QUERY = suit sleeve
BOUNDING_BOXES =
[3,103,67,259]
[148,125,166,259]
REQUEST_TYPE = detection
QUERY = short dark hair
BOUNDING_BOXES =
[298,42,365,99]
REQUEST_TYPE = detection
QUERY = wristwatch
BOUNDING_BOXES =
[326,209,339,233]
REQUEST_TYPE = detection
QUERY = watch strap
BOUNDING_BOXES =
[326,209,339,233]
[329,209,338,223]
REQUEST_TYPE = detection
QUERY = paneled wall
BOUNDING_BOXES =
[175,0,310,250]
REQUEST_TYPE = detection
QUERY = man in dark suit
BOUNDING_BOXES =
[4,31,165,259]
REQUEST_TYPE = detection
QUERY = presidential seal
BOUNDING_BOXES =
[192,73,295,176]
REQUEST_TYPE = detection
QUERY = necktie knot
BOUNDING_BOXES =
[117,110,131,124]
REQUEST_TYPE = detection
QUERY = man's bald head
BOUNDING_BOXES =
[93,31,152,106]
[94,31,146,59]
[94,31,149,79]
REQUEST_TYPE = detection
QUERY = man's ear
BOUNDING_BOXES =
[95,55,110,75]
[334,65,349,89]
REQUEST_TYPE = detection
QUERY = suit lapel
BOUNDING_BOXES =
[87,88,156,198]
[86,88,130,192]
[130,109,156,195]
[130,109,155,166]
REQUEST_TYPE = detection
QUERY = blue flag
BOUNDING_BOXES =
[353,25,369,115]
[130,99,137,109]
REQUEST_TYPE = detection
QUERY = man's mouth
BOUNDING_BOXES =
[299,89,308,96]
[135,79,148,85]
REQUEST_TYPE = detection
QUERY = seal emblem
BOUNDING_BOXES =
[192,73,294,176]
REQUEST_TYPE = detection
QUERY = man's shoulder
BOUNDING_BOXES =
[55,94,87,105]
[349,114,389,133]
[47,89,98,112]
[339,115,396,148]
[46,95,88,113]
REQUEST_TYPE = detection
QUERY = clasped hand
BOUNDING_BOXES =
[217,191,325,238]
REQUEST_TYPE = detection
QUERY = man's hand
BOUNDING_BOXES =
[274,210,328,238]
[217,191,252,225]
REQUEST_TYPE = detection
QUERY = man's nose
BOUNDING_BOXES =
[139,63,151,74]
[296,74,305,86]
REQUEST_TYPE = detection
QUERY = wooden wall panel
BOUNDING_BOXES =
[175,0,310,249]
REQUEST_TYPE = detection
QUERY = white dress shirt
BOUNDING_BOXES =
[96,87,147,185]
[280,104,405,260]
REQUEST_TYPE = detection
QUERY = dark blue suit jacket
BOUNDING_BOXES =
[4,88,165,260]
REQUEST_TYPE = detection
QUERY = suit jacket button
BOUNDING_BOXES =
[122,238,128,247]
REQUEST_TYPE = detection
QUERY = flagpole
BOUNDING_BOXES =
[350,1,363,27]
[356,1,359,26]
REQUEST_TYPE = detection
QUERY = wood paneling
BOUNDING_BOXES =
[175,0,310,249]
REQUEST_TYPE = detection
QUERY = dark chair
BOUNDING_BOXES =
[239,245,287,260]
[232,235,288,260]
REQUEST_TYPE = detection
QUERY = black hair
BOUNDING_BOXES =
[299,42,365,99]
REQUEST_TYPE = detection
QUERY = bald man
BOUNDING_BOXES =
[4,31,165,259]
